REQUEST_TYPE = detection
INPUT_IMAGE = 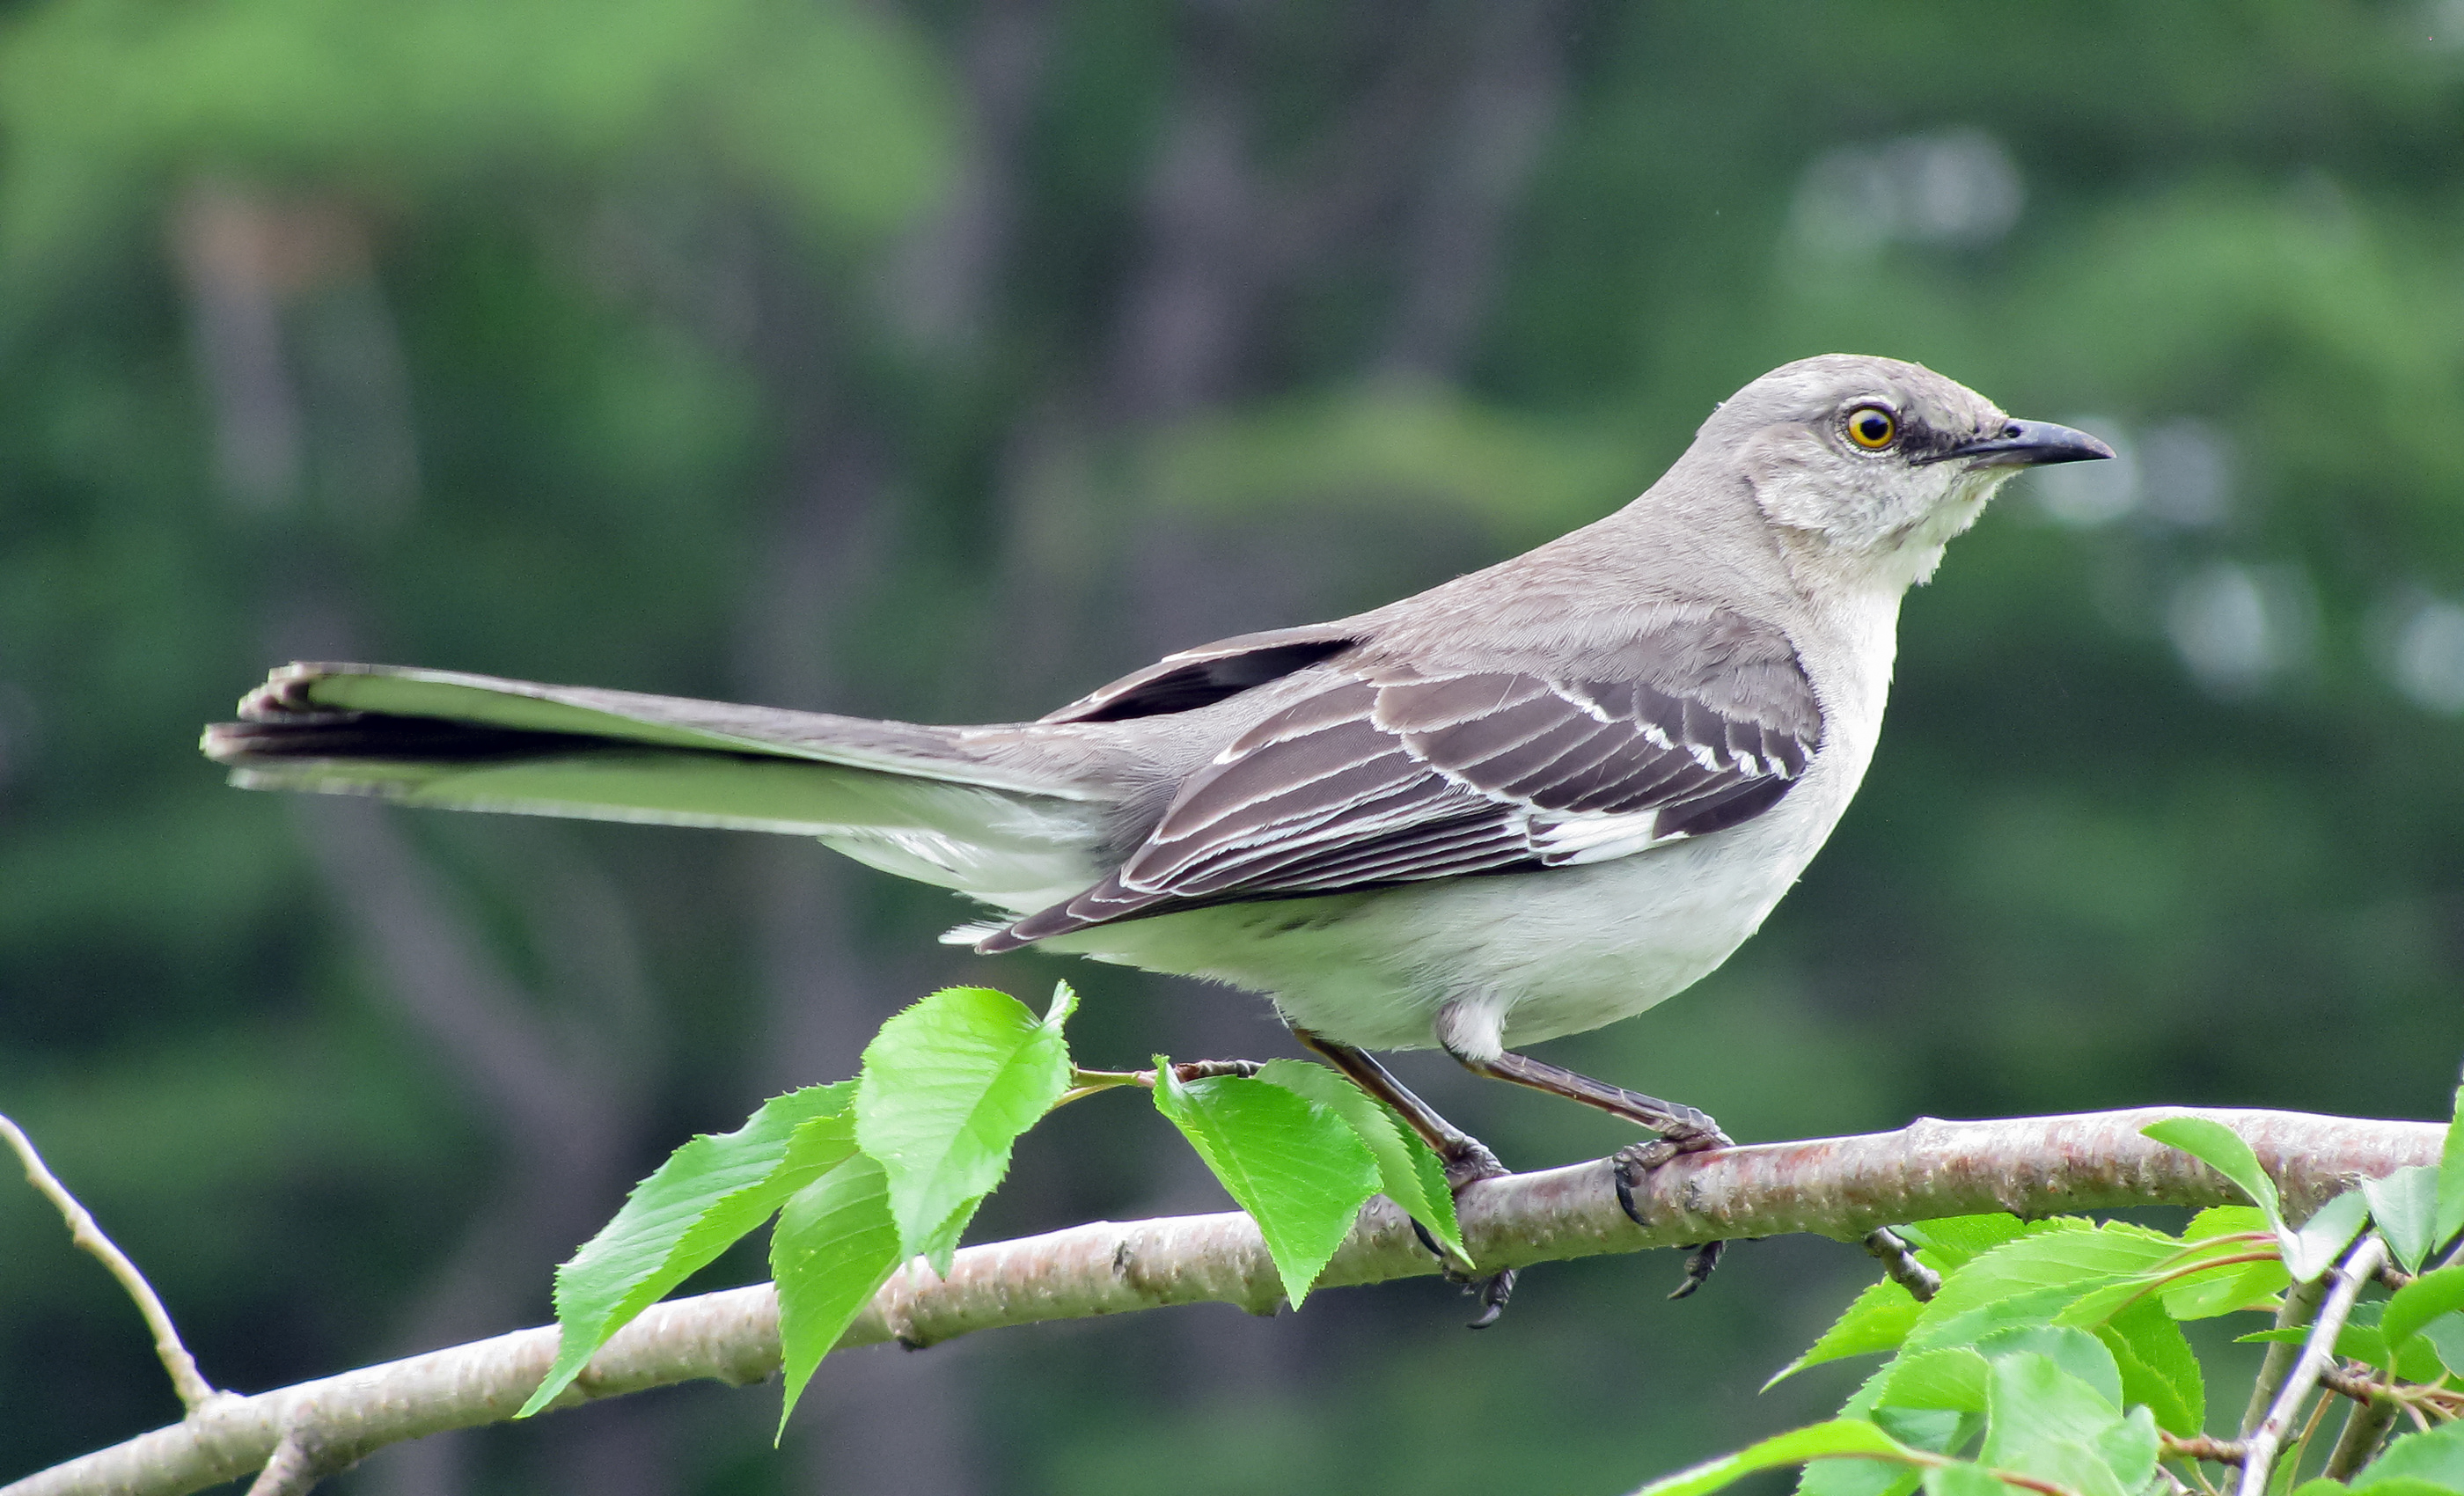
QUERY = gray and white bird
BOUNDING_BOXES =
[204,354,2109,1289]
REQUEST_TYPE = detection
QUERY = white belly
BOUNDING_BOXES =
[1039,719,1874,1056]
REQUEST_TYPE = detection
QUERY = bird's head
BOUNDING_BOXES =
[1703,354,2113,591]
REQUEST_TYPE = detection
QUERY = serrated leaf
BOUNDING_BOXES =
[2385,1265,2464,1350]
[1978,1353,2136,1496]
[2185,1206,2274,1243]
[2163,1258,2291,1320]
[1874,1348,1991,1412]
[1912,1285,2098,1355]
[2143,1118,2283,1228]
[522,1082,854,1418]
[2358,1421,2464,1490]
[1631,1420,1923,1496]
[1907,1222,2179,1348]
[1768,1279,1923,1385]
[1255,1058,1467,1265]
[1896,1215,2030,1271]
[2365,1167,2445,1274]
[771,1150,902,1434]
[2052,1232,2276,1330]
[2097,1299,2204,1434]
[1042,979,1079,1030]
[2438,1085,2464,1259]
[1153,1060,1379,1308]
[854,986,1072,1266]
[2284,1191,2371,1282]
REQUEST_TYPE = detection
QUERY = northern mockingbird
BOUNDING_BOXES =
[204,354,2109,1299]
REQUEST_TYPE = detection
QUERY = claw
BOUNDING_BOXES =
[1667,1242,1724,1300]
[1466,1267,1516,1328]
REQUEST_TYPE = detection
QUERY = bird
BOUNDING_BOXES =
[203,354,2110,1306]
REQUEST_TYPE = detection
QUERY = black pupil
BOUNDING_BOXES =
[1857,414,1889,443]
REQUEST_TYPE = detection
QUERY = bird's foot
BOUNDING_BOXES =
[1406,1133,1515,1326]
[1609,1111,1734,1300]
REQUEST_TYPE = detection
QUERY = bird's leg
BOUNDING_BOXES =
[1289,1028,1517,1326]
[1443,1045,1732,1299]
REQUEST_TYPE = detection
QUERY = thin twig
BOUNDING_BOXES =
[2238,1236,2390,1496]
[0,1114,223,1414]
[2322,1390,2402,1481]
[1861,1228,1940,1302]
[2160,1434,2247,1466]
[2242,1273,2332,1435]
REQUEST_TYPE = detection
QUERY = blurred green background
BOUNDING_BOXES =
[6,1,2464,1490]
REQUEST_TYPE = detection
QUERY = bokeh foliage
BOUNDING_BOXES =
[4,1,2464,1492]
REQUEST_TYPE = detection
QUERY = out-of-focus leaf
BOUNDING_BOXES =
[1874,1348,1991,1412]
[2143,1118,2282,1228]
[1629,1420,1923,1496]
[1768,1280,1923,1385]
[1255,1058,1467,1265]
[854,986,1072,1273]
[2384,1265,2464,1350]
[771,1149,901,1434]
[2185,1206,2275,1243]
[2365,1167,2445,1274]
[2284,1191,2371,1282]
[1152,1060,1378,1308]
[2438,1085,2464,1259]
[1977,1353,2138,1496]
[522,1082,854,1417]
[1971,1325,2121,1409]
[2420,1315,2464,1379]
[2097,1300,2204,1434]
[2357,1421,2464,1490]
[1919,1466,2010,1496]
[1895,1216,2030,1271]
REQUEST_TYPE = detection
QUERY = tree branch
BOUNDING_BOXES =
[11,1105,2438,1496]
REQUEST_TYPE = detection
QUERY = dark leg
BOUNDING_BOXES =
[1443,1045,1733,1299]
[1290,1028,1518,1327]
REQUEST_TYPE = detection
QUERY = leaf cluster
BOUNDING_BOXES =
[520,983,1468,1430]
[1632,1091,2464,1496]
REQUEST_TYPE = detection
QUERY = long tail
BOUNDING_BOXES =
[202,663,1123,915]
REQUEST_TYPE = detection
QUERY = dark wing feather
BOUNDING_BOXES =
[982,612,1822,950]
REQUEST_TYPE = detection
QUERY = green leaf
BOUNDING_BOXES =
[2143,1118,2283,1227]
[1769,1279,1924,1385]
[2365,1167,2445,1274]
[2097,1299,2204,1435]
[2438,1084,2464,1258]
[521,1082,854,1418]
[2185,1205,2275,1242]
[1896,1215,2031,1272]
[2420,1314,2464,1379]
[2384,1264,2464,1350]
[854,986,1073,1272]
[2336,1484,2464,1496]
[2050,1231,2276,1329]
[1919,1466,2012,1496]
[1972,1325,2122,1409]
[1915,1285,2105,1355]
[770,1149,902,1434]
[1152,1060,1379,1308]
[2163,1258,2291,1320]
[1874,1348,1991,1412]
[1254,1058,1467,1265]
[1631,1420,1923,1496]
[2284,1191,2371,1282]
[1907,1222,2178,1347]
[2358,1421,2464,1490]
[1977,1353,2136,1496]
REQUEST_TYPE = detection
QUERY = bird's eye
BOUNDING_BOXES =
[1845,406,1898,450]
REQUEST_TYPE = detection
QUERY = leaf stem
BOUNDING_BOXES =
[2236,1234,2388,1496]
[0,1113,224,1416]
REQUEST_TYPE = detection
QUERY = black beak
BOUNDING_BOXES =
[1918,418,2116,468]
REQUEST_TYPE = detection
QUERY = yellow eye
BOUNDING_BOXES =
[1845,406,1897,450]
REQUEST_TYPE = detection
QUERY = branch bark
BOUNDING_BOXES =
[11,1105,2438,1496]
